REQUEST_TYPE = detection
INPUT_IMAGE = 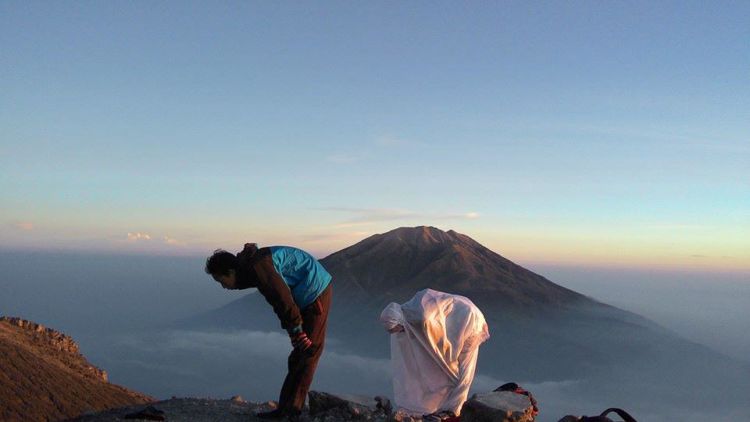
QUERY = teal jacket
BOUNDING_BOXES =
[268,246,332,309]
[236,244,332,330]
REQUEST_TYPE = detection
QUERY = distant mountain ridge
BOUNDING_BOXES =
[0,316,152,421]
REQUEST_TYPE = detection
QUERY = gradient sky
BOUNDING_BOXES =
[1,1,748,271]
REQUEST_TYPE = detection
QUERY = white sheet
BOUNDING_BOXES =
[380,289,490,415]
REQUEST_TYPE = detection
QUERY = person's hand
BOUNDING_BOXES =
[290,330,312,351]
[388,324,404,334]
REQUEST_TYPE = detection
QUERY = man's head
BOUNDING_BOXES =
[205,249,239,289]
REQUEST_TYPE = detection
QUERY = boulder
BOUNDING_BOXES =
[230,395,245,403]
[308,391,392,420]
[460,391,536,422]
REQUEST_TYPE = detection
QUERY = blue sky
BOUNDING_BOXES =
[1,1,748,270]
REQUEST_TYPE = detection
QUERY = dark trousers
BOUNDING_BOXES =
[279,284,332,412]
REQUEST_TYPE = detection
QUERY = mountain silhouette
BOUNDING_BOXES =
[321,226,594,311]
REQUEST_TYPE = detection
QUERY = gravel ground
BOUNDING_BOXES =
[68,397,278,421]
[66,396,420,422]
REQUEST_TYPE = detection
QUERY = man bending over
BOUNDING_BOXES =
[205,243,333,420]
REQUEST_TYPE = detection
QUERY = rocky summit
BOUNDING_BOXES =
[0,316,152,422]
[72,390,537,421]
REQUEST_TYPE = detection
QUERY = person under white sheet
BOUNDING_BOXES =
[379,289,490,419]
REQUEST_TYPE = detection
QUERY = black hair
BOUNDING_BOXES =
[204,249,238,277]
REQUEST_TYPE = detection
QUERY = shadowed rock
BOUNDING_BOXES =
[75,395,409,421]
[460,391,536,422]
[308,391,392,420]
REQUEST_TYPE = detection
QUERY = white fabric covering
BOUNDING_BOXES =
[380,289,490,415]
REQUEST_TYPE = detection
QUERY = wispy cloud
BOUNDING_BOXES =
[325,207,419,223]
[689,254,737,260]
[645,224,710,231]
[332,221,379,229]
[163,236,185,246]
[319,207,480,226]
[112,328,395,399]
[300,231,372,242]
[127,232,152,241]
[14,221,34,231]
[460,212,480,220]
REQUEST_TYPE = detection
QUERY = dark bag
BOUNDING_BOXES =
[558,407,638,422]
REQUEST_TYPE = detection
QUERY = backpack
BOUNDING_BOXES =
[558,408,638,422]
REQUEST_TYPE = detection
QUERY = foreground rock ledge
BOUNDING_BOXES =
[69,397,261,421]
[460,391,536,422]
[71,393,408,422]
[72,390,537,421]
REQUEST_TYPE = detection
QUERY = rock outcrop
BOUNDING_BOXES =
[72,397,258,422]
[307,391,401,421]
[73,391,542,422]
[460,391,536,422]
[1,316,81,353]
[0,316,108,381]
[0,316,152,422]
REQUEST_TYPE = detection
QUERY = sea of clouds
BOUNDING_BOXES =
[2,251,748,421]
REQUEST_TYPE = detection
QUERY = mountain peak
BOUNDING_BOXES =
[377,225,462,246]
[321,226,588,311]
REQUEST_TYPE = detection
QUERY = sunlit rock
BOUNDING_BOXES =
[460,391,536,422]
